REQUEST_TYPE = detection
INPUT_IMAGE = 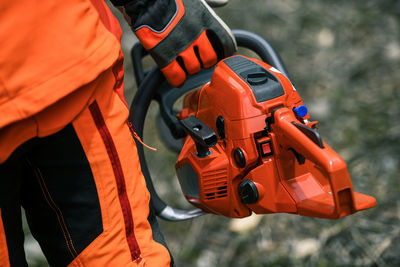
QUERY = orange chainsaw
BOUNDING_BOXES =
[129,29,376,221]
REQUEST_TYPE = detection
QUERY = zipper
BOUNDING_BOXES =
[89,101,142,261]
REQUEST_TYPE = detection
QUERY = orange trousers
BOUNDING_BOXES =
[0,68,171,266]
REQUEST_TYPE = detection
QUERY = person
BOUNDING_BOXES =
[0,0,236,266]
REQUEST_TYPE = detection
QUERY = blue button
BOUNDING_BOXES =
[293,105,308,117]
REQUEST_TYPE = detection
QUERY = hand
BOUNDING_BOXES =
[124,0,237,87]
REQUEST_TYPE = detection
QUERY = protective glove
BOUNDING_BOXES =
[114,0,237,87]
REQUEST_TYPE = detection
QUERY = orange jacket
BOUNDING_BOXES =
[0,0,122,129]
[0,0,124,162]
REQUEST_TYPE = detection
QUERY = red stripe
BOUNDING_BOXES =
[89,101,141,261]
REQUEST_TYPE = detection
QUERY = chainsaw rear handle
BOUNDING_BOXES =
[129,30,290,221]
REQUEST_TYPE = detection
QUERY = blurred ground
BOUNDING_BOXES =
[25,0,399,266]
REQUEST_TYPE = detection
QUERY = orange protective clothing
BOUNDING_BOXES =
[0,0,122,162]
[0,0,171,266]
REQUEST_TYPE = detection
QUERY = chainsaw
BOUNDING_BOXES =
[129,29,376,221]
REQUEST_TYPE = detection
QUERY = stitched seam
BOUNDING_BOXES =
[33,168,75,259]
[36,168,80,257]
[32,166,82,267]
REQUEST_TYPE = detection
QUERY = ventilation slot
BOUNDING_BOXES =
[202,169,228,200]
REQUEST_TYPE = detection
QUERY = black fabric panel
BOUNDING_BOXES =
[1,205,28,267]
[21,124,103,266]
[0,136,42,266]
[0,143,33,266]
[21,161,76,266]
[0,138,39,207]
[0,159,22,207]
[147,0,236,68]
[126,0,177,31]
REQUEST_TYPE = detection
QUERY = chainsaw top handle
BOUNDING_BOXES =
[129,29,290,221]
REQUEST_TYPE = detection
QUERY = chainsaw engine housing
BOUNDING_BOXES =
[175,55,376,219]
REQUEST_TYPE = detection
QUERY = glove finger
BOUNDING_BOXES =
[195,31,218,69]
[180,46,202,75]
[161,59,187,87]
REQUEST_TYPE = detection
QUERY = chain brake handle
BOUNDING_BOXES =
[129,30,290,221]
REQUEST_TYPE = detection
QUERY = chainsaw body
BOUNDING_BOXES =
[175,55,376,219]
